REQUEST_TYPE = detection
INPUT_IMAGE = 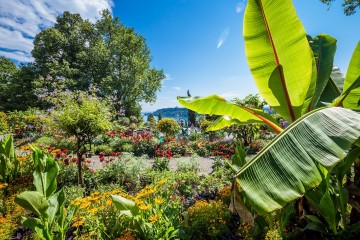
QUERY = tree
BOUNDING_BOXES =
[156,118,180,137]
[52,92,111,186]
[0,57,17,111]
[187,90,196,126]
[32,10,164,118]
[320,0,360,15]
[157,112,162,121]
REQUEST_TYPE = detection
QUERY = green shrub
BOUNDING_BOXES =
[34,136,58,148]
[156,118,180,136]
[57,137,77,151]
[176,157,200,172]
[152,157,170,171]
[121,143,134,152]
[110,137,133,152]
[94,144,113,155]
[95,153,149,191]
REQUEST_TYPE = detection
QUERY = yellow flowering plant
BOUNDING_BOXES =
[182,200,231,240]
[111,180,183,239]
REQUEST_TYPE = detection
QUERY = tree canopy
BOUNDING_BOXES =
[320,0,360,15]
[31,10,164,117]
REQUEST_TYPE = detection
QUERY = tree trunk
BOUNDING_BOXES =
[76,139,84,188]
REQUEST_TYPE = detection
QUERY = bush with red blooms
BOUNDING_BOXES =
[211,142,235,159]
[155,149,173,159]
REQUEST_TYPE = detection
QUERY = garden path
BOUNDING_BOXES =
[87,155,215,175]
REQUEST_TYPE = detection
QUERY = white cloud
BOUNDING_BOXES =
[217,27,230,49]
[173,86,182,91]
[163,73,172,81]
[0,0,113,62]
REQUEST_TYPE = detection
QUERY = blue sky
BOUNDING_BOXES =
[1,0,360,112]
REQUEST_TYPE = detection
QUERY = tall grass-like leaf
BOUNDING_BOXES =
[244,0,316,122]
[308,34,337,110]
[178,95,282,133]
[343,41,360,110]
[234,107,360,214]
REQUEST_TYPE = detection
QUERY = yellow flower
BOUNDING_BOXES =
[149,214,160,223]
[138,204,152,211]
[0,182,8,189]
[157,179,168,185]
[72,220,84,227]
[154,196,164,204]
[106,199,112,206]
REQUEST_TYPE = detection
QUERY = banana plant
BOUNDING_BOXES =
[177,0,360,220]
[15,147,77,240]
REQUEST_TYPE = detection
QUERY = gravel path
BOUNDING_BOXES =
[87,155,215,175]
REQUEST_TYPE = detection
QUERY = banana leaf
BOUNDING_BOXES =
[343,41,360,110]
[177,95,282,133]
[244,0,316,123]
[234,107,360,214]
[308,34,337,110]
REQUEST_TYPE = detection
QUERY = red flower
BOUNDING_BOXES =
[55,151,62,158]
[99,156,104,162]
[72,157,78,163]
[86,159,92,163]
[109,157,114,161]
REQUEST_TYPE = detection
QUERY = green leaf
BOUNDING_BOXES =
[21,216,45,237]
[343,41,360,110]
[177,95,282,133]
[316,77,341,108]
[331,76,360,107]
[308,34,337,110]
[48,189,65,227]
[305,215,323,224]
[319,191,336,232]
[305,222,328,234]
[15,191,49,217]
[244,0,315,122]
[234,107,360,214]
[232,144,247,168]
[32,147,59,198]
[350,221,360,232]
[206,116,243,132]
[111,195,139,216]
[335,147,360,183]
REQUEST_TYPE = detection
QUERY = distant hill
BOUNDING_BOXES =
[143,107,188,121]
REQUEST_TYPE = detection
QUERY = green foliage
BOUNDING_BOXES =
[152,157,170,171]
[200,120,212,132]
[15,147,77,240]
[0,135,18,183]
[156,118,180,136]
[95,153,149,191]
[0,112,9,133]
[53,92,112,186]
[32,10,164,117]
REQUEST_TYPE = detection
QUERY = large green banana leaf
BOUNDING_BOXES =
[308,34,337,110]
[315,78,341,108]
[343,41,360,110]
[330,67,345,92]
[244,0,316,123]
[177,95,283,133]
[234,107,360,214]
